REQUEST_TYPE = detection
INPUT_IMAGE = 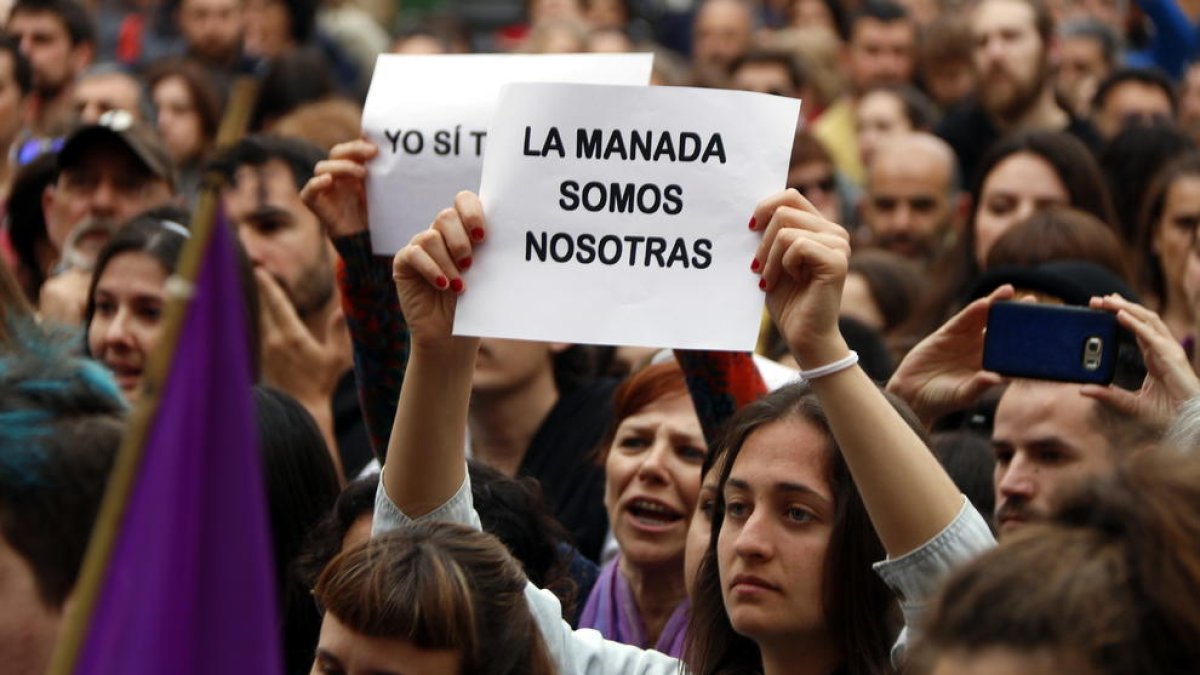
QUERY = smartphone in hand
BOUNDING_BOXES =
[983,302,1118,385]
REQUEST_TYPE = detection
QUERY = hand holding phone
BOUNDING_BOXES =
[983,302,1118,385]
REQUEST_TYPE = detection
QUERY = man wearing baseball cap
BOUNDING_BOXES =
[38,109,177,323]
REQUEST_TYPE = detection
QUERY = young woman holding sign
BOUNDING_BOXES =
[343,177,993,674]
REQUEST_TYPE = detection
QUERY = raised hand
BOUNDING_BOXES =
[393,190,485,350]
[751,189,852,368]
[886,285,1015,428]
[1081,294,1200,430]
[300,139,378,238]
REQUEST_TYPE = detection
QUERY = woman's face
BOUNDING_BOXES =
[87,251,168,403]
[718,417,834,643]
[856,90,912,169]
[604,392,706,570]
[312,614,461,675]
[152,76,205,164]
[1154,176,1200,302]
[974,152,1070,266]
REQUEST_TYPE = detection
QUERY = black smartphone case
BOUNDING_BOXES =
[982,302,1119,385]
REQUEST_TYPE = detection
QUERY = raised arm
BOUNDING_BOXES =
[885,284,1015,429]
[752,189,963,557]
[303,140,411,460]
[383,191,486,516]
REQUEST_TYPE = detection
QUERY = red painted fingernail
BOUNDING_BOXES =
[435,276,448,289]
[750,258,760,272]
[450,278,464,293]
[758,278,767,290]
[459,256,473,270]
[749,217,757,230]
[471,228,485,241]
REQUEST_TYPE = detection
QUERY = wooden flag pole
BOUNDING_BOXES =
[47,77,260,675]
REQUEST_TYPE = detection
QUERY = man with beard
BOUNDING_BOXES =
[37,110,176,323]
[860,132,962,265]
[6,0,95,135]
[215,135,370,480]
[937,0,1100,183]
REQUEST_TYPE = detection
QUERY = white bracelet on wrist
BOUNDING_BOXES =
[799,351,859,380]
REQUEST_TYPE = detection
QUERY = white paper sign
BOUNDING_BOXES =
[361,53,653,255]
[453,83,801,351]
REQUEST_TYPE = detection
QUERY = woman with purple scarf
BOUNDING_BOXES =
[578,361,703,657]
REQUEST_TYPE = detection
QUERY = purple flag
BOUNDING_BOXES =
[74,219,282,673]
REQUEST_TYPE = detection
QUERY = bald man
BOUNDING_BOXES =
[860,132,963,264]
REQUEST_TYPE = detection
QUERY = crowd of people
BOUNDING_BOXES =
[6,0,1200,672]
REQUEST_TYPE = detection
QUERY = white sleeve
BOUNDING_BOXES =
[873,496,996,665]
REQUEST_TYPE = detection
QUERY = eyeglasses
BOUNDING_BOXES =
[789,175,837,198]
[14,136,64,167]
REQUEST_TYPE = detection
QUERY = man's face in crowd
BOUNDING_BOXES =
[8,10,89,97]
[972,0,1050,121]
[863,136,957,261]
[1055,34,1108,112]
[224,159,335,320]
[731,61,797,98]
[847,17,917,92]
[0,534,60,675]
[692,0,753,72]
[72,72,142,124]
[991,381,1118,536]
[177,0,244,64]
[1093,80,1174,139]
[43,138,173,255]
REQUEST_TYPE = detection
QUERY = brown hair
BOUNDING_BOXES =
[911,450,1200,673]
[984,206,1134,282]
[919,14,973,69]
[596,360,690,465]
[314,522,557,675]
[686,382,924,675]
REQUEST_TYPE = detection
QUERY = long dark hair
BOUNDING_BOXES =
[686,383,922,675]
